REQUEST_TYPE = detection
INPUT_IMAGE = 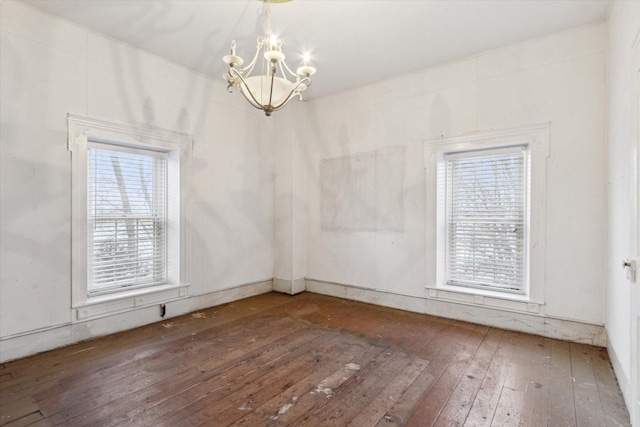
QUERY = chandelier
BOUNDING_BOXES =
[223,0,316,116]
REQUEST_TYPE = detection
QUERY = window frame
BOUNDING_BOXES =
[68,115,192,320]
[425,124,549,304]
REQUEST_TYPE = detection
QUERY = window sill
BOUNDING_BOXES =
[426,285,544,315]
[73,284,190,322]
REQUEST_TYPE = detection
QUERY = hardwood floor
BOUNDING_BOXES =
[0,292,630,426]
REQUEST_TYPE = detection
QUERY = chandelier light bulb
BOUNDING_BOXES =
[296,52,316,77]
[264,33,284,62]
[223,39,244,67]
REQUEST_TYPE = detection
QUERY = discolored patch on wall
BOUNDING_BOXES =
[320,146,405,233]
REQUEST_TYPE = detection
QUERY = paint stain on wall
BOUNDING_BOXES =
[320,146,405,232]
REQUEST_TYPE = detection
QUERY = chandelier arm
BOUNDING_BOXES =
[238,88,268,111]
[277,61,286,78]
[269,76,311,111]
[280,60,298,78]
[229,68,268,110]
[236,40,264,75]
[267,63,277,108]
[270,94,298,112]
[269,92,301,113]
[228,66,242,79]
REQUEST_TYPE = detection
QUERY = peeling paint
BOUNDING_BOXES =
[314,362,361,397]
[277,403,293,415]
[238,401,253,411]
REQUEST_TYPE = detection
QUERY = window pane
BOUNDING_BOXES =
[446,147,527,292]
[87,145,167,294]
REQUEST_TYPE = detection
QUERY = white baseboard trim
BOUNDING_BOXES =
[305,278,606,346]
[0,277,608,363]
[607,337,632,415]
[0,280,272,363]
[273,278,306,295]
[305,279,426,313]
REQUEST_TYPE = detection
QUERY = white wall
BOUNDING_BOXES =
[303,23,607,343]
[0,1,275,361]
[273,106,307,295]
[607,0,640,412]
[0,0,613,362]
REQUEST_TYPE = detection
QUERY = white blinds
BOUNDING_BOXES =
[445,146,527,292]
[87,142,167,295]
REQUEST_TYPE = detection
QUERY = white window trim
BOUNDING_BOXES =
[68,114,192,321]
[425,123,549,306]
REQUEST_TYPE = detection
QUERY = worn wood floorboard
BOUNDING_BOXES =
[1,294,293,404]
[570,342,607,427]
[229,336,375,426]
[347,356,431,426]
[37,316,304,422]
[0,292,630,426]
[492,385,525,426]
[59,319,321,426]
[404,324,486,426]
[433,327,505,427]
[299,346,413,425]
[547,339,577,427]
[518,335,552,427]
[587,345,632,426]
[463,330,516,427]
[261,343,387,426]
[155,331,340,426]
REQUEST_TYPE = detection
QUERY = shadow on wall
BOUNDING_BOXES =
[1,30,75,335]
[99,2,273,291]
[300,83,459,293]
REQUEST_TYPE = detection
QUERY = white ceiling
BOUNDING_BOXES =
[23,0,611,99]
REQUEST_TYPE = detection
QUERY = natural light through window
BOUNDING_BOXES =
[87,143,168,295]
[445,146,528,293]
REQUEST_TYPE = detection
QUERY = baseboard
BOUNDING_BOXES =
[1,277,608,363]
[305,278,606,346]
[273,277,306,295]
[607,337,632,416]
[0,280,273,363]
[305,279,426,313]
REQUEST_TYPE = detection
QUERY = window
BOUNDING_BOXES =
[445,146,528,293]
[87,142,167,295]
[425,124,548,304]
[69,115,191,319]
